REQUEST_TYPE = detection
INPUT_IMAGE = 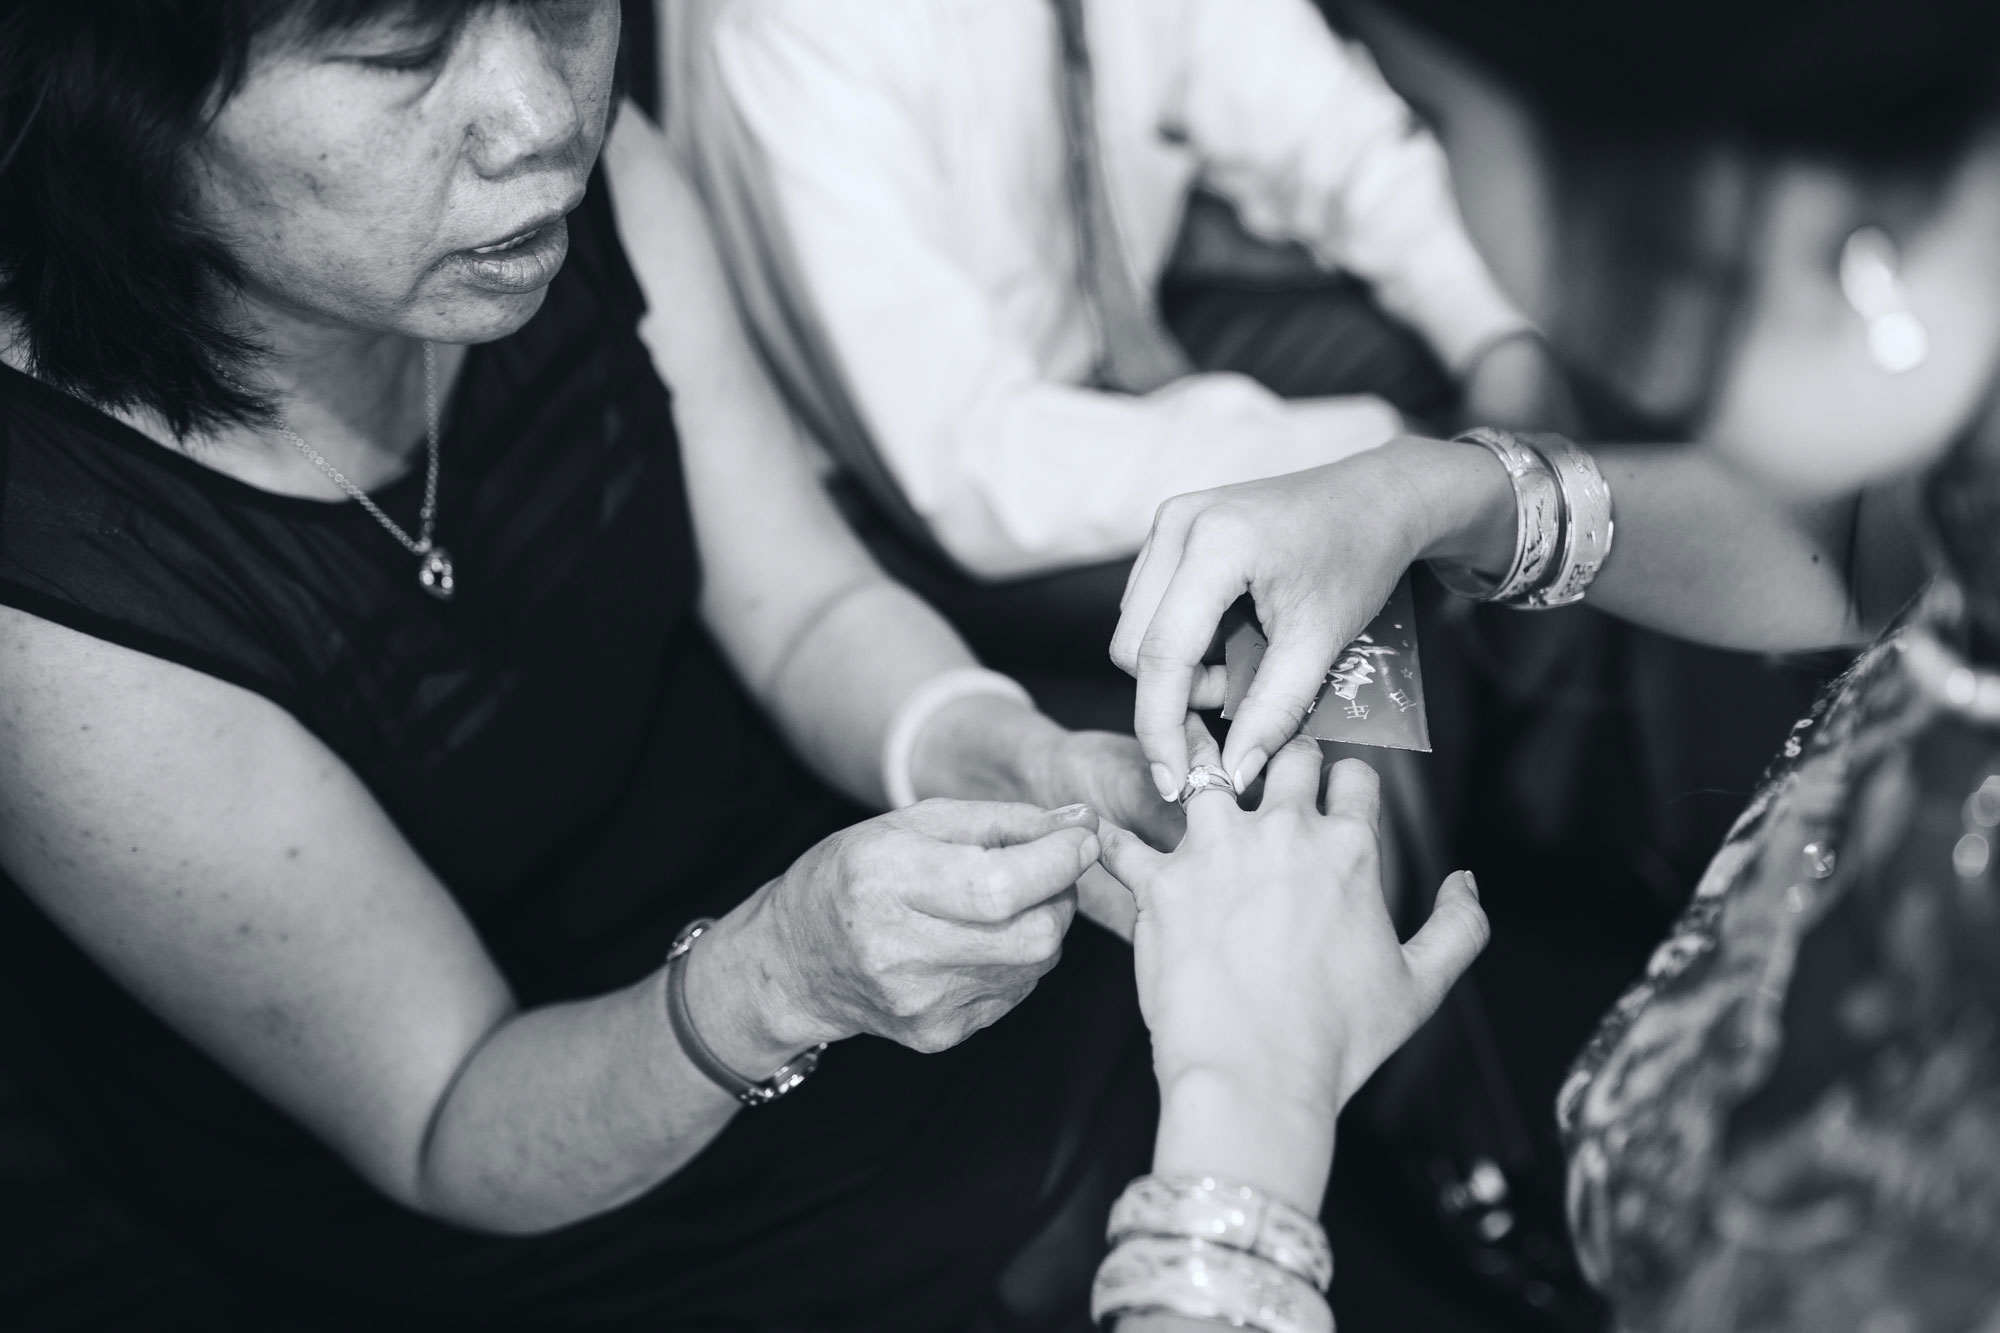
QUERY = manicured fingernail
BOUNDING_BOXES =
[1052,803,1094,822]
[1150,764,1179,802]
[1233,749,1268,791]
[1462,871,1479,900]
[1078,835,1102,871]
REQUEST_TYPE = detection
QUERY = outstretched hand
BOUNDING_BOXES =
[1098,718,1488,1187]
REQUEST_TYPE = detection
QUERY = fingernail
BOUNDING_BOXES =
[1232,749,1268,792]
[1052,803,1094,822]
[1150,763,1179,802]
[1462,871,1479,901]
[1078,834,1102,871]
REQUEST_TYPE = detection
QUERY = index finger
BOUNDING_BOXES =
[893,799,1100,848]
[908,826,1101,924]
[1111,494,1200,670]
[1126,556,1252,799]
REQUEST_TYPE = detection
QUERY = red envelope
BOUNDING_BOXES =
[1220,573,1431,752]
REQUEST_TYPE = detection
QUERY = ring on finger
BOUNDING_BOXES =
[1176,765,1238,809]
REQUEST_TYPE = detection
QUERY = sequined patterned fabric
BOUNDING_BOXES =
[1559,580,2000,1331]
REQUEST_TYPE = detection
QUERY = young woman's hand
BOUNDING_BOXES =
[1109,438,1514,797]
[1096,719,1488,1208]
[702,801,1101,1060]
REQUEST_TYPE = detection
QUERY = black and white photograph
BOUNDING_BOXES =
[1,1,1997,1329]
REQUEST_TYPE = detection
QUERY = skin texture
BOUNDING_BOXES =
[180,1,618,496]
[0,7,1169,1238]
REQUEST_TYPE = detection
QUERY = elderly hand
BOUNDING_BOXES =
[1109,436,1516,795]
[1097,719,1488,1206]
[719,800,1100,1056]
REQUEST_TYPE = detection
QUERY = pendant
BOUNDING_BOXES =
[418,546,456,601]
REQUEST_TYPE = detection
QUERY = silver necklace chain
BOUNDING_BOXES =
[267,342,456,600]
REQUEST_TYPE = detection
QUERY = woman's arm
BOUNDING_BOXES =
[1108,433,1925,792]
[0,608,1096,1233]
[1096,721,1489,1330]
[601,104,1178,849]
[0,610,732,1231]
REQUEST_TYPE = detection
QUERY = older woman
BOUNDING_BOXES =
[0,3,1199,1327]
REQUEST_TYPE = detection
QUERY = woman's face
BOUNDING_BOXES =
[199,1,620,348]
[1699,133,2000,500]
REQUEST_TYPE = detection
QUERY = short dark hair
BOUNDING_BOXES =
[0,3,491,438]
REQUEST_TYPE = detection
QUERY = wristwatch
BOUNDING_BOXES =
[665,918,826,1106]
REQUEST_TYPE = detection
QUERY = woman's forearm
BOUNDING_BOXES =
[412,890,817,1234]
[1109,1070,1339,1333]
[1399,435,1874,651]
[763,575,1067,810]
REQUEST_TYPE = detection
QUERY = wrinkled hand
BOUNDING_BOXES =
[754,800,1100,1054]
[1100,719,1489,1118]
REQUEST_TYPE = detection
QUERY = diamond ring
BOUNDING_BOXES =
[1176,765,1238,809]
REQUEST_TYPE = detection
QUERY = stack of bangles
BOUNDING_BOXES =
[1430,427,1614,608]
[1090,1174,1335,1332]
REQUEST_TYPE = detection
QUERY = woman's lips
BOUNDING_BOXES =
[450,216,570,295]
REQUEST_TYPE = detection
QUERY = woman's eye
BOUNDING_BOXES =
[360,42,449,74]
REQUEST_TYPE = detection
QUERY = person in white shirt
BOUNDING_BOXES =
[662,0,1568,580]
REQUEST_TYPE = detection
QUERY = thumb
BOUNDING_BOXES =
[1094,822,1168,906]
[1399,871,1490,1021]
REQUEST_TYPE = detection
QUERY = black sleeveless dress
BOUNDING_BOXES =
[0,176,1147,1330]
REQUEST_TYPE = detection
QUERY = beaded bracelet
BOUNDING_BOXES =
[1106,1174,1332,1292]
[1090,1235,1333,1333]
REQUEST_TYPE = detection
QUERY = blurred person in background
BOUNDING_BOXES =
[1102,1,2000,1326]
[659,0,1570,721]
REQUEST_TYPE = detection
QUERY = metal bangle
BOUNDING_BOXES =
[1429,427,1562,603]
[1107,1173,1334,1292]
[665,919,827,1107]
[1513,432,1614,609]
[1090,1235,1334,1333]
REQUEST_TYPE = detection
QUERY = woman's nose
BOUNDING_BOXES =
[459,11,589,177]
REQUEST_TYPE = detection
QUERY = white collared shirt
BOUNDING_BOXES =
[702,0,1528,576]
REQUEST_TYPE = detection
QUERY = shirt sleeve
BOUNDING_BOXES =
[1171,0,1530,373]
[711,4,1401,579]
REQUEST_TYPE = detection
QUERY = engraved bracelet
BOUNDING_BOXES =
[1090,1235,1334,1333]
[1106,1173,1333,1291]
[1515,431,1615,609]
[1430,427,1563,604]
